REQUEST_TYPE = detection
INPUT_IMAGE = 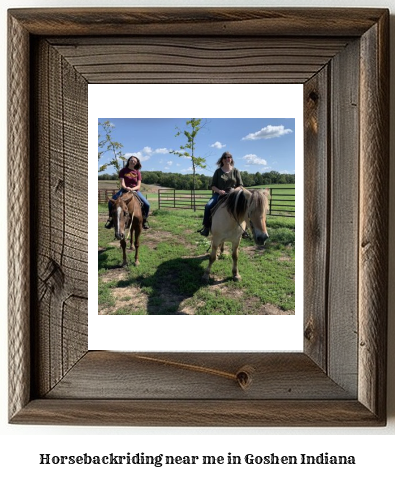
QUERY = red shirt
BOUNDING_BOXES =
[119,167,141,189]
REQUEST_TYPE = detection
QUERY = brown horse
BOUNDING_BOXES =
[109,192,143,266]
[202,188,270,282]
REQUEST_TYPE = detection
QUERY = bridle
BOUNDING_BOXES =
[114,193,135,240]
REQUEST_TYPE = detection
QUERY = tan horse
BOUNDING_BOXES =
[202,188,269,282]
[109,192,143,266]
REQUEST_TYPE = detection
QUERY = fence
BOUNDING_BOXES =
[98,189,118,204]
[158,188,295,217]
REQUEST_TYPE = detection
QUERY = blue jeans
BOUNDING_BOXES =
[203,193,220,227]
[108,189,150,219]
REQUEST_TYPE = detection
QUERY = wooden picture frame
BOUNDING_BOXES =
[8,8,389,426]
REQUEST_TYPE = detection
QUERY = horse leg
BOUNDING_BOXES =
[134,227,141,266]
[120,238,128,267]
[129,228,134,250]
[232,239,242,281]
[218,242,225,257]
[202,241,219,282]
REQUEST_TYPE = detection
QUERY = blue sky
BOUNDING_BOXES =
[98,118,295,177]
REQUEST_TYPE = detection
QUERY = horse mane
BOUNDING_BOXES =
[225,189,269,221]
[120,192,135,205]
[224,189,249,222]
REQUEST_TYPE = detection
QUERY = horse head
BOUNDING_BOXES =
[110,196,130,240]
[248,189,270,246]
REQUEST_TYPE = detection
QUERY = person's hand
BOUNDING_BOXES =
[218,189,226,195]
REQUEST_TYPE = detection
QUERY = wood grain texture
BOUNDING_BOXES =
[8,13,31,421]
[48,37,350,84]
[327,39,360,396]
[303,67,329,370]
[8,8,387,37]
[358,12,389,420]
[11,399,383,427]
[46,352,354,400]
[7,8,389,426]
[30,39,88,398]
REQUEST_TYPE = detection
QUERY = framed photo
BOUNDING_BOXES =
[8,8,389,426]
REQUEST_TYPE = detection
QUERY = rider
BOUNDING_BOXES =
[105,155,150,230]
[200,151,243,237]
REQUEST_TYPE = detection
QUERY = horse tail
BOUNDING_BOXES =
[225,189,248,222]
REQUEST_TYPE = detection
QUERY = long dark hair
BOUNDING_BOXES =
[216,151,234,168]
[126,155,142,170]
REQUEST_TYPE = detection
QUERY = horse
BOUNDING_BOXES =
[202,188,270,282]
[109,192,143,267]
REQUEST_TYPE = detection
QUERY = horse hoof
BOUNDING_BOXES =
[233,275,241,281]
[202,274,209,283]
[134,260,140,266]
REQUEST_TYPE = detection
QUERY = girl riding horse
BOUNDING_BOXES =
[105,155,150,230]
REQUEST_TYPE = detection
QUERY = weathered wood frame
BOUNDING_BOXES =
[8,8,389,426]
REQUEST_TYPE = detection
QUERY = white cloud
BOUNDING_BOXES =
[243,154,267,166]
[242,125,293,141]
[211,141,226,149]
[125,150,150,162]
[167,161,173,166]
[125,146,169,162]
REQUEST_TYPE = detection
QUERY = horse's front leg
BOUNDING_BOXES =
[202,241,219,282]
[129,228,135,251]
[232,239,242,281]
[120,238,128,267]
[133,227,141,266]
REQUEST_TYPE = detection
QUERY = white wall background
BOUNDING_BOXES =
[1,0,394,476]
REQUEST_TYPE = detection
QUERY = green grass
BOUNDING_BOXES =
[98,208,295,315]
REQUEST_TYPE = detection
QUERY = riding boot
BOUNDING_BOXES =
[143,218,150,230]
[200,226,210,237]
[104,218,113,229]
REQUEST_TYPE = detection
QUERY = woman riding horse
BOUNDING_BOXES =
[200,151,243,237]
[105,155,150,230]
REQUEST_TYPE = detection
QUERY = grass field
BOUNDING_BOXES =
[98,205,295,315]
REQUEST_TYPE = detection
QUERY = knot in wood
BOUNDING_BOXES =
[236,365,255,390]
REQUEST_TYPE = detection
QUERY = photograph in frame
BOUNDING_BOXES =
[89,84,304,352]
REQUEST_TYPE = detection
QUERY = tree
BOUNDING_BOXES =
[170,118,207,211]
[98,120,126,181]
[240,171,254,187]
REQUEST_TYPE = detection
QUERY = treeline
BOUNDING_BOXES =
[98,170,295,189]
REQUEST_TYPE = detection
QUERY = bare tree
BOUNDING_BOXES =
[98,120,126,183]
